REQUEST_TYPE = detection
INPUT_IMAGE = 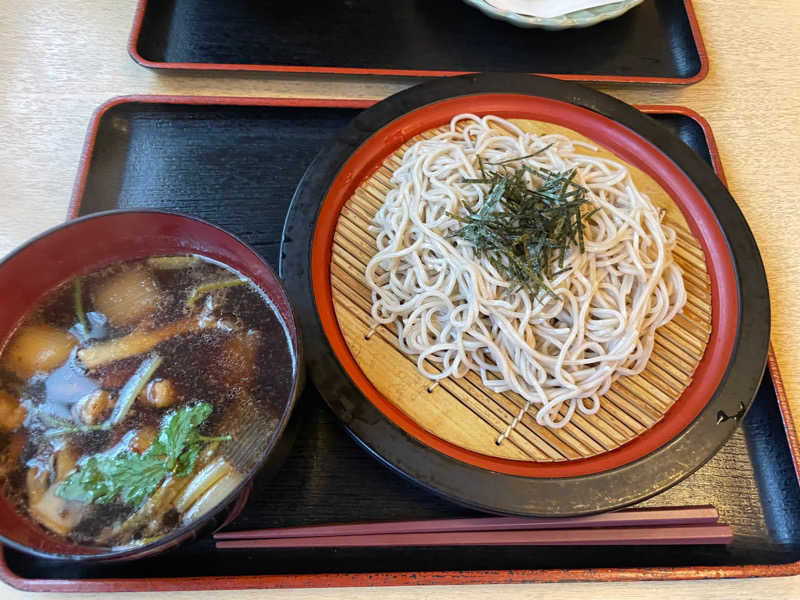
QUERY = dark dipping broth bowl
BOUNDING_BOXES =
[0,210,303,561]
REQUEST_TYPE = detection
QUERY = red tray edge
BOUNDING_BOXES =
[126,0,709,85]
[2,97,795,593]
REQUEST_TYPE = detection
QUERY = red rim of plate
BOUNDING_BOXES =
[311,93,738,478]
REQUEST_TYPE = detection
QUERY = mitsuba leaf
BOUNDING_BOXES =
[154,402,213,470]
[57,455,119,504]
[173,444,203,478]
[56,402,218,507]
[113,452,170,506]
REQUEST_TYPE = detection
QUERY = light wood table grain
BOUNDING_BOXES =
[1,1,799,598]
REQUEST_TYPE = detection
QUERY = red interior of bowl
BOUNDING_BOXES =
[0,210,298,558]
[310,94,739,478]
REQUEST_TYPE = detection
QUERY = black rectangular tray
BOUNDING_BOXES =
[130,0,708,84]
[2,98,798,592]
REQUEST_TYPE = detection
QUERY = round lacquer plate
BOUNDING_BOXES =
[281,73,769,516]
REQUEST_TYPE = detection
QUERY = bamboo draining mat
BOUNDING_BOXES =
[331,119,711,462]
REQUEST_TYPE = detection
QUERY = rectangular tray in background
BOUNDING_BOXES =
[2,98,799,592]
[130,0,708,84]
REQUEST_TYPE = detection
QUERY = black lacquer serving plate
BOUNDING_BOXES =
[280,74,766,517]
[129,0,708,84]
[1,98,798,591]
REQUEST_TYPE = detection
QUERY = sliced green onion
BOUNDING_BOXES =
[110,354,163,426]
[185,278,247,307]
[74,279,88,334]
[196,434,232,443]
[44,423,110,438]
[146,256,200,270]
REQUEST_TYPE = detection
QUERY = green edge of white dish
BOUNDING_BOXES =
[462,0,645,30]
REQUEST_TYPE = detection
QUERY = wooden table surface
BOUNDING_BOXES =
[1,0,798,598]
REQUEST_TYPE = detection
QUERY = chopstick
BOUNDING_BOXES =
[214,505,720,540]
[215,524,733,549]
[214,506,732,549]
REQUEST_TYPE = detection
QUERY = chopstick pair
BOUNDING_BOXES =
[214,505,733,549]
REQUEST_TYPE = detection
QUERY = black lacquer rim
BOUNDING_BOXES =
[280,73,770,516]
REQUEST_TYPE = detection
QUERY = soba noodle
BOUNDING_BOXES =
[365,114,686,442]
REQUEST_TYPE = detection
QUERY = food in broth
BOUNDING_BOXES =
[0,255,294,548]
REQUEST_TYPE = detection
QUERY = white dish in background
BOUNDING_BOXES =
[463,0,645,30]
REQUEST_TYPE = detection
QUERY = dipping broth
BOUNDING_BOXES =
[0,255,294,548]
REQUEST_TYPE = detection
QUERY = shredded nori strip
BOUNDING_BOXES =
[449,159,592,299]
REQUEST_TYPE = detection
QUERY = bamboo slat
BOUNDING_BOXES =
[330,121,712,462]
